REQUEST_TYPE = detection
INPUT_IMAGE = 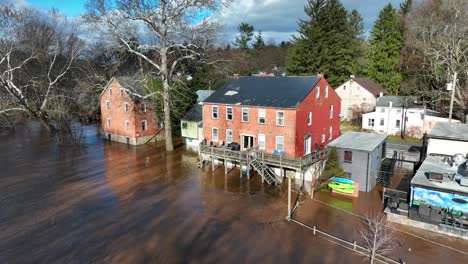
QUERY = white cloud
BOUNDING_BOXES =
[215,0,404,43]
[1,0,31,8]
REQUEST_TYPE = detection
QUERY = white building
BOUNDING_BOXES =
[425,122,468,156]
[362,96,459,138]
[335,77,385,121]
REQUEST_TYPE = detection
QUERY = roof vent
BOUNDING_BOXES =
[426,172,444,182]
[225,91,238,96]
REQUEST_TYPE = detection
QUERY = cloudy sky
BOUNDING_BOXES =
[3,0,404,43]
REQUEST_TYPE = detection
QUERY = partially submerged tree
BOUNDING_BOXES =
[0,7,82,132]
[317,147,344,190]
[359,213,396,264]
[86,0,227,151]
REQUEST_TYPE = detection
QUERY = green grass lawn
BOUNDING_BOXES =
[386,134,422,144]
[340,121,360,132]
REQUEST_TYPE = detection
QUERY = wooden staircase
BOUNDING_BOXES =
[250,155,281,185]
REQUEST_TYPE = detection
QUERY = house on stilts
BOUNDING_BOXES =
[198,74,341,190]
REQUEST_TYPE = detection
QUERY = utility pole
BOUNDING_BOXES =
[448,72,457,122]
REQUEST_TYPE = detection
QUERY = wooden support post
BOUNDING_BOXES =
[287,175,291,221]
[353,241,356,251]
[225,160,228,175]
[240,162,243,178]
[313,225,316,235]
[211,157,214,171]
[247,154,250,180]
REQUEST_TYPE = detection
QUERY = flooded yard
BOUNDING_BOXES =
[1,122,468,263]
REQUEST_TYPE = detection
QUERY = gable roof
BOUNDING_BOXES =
[100,76,147,102]
[376,96,420,108]
[181,104,202,122]
[196,90,214,102]
[203,76,321,108]
[328,131,387,152]
[428,122,468,141]
[352,78,385,96]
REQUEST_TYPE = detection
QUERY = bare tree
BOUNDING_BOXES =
[406,0,468,121]
[85,0,228,151]
[0,7,82,131]
[359,213,396,264]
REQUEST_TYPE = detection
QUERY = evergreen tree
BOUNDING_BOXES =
[234,22,254,50]
[286,0,363,87]
[252,31,265,50]
[348,9,366,76]
[367,4,403,95]
[318,147,344,188]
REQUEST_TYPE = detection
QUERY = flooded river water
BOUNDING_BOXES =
[1,123,467,263]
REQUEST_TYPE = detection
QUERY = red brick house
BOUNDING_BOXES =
[100,77,164,145]
[202,76,341,158]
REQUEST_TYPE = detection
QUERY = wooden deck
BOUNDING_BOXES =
[199,144,330,171]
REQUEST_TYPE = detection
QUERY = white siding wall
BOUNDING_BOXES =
[335,80,377,120]
[362,107,425,137]
[427,138,468,156]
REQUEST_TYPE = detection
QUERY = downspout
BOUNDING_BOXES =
[401,104,406,139]
[366,152,371,192]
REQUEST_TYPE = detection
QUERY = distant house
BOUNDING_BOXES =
[335,77,385,121]
[202,75,341,158]
[180,90,214,147]
[328,131,387,192]
[425,122,468,156]
[361,96,459,138]
[100,77,164,145]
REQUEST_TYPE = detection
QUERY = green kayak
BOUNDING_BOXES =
[328,182,355,194]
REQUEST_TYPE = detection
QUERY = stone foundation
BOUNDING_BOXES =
[104,132,165,145]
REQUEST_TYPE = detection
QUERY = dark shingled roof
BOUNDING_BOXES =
[352,78,385,96]
[181,104,202,122]
[203,76,321,108]
[376,96,420,108]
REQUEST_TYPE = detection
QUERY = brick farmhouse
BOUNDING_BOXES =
[100,77,164,145]
[202,76,341,158]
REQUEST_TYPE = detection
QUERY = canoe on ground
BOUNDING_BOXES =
[331,177,354,184]
[328,182,355,194]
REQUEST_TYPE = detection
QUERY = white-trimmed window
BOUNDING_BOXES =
[107,118,111,128]
[380,118,385,126]
[316,86,320,99]
[258,109,266,124]
[396,120,401,128]
[142,120,147,131]
[329,105,333,118]
[368,118,375,127]
[212,127,218,141]
[329,126,333,139]
[242,108,249,122]
[120,88,124,96]
[106,101,110,110]
[276,111,284,126]
[212,106,218,119]
[276,136,284,151]
[380,108,385,113]
[125,120,129,131]
[321,134,325,143]
[325,86,329,98]
[109,88,112,95]
[226,129,233,143]
[226,107,233,120]
[308,112,312,126]
[124,103,129,112]
[142,103,147,112]
[258,134,266,150]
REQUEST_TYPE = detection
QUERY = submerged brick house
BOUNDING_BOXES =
[100,77,164,145]
[202,76,341,158]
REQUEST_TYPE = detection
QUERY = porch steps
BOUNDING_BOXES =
[250,156,281,185]
[377,158,395,186]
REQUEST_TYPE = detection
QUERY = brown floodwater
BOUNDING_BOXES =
[0,122,467,263]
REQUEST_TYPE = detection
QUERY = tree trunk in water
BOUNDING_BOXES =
[162,79,174,151]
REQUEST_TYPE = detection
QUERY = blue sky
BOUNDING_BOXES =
[8,0,404,43]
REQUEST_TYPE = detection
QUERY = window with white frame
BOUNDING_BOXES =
[368,118,375,127]
[343,85,346,91]
[142,120,147,131]
[276,111,284,126]
[242,108,249,122]
[396,109,402,113]
[329,126,332,139]
[325,86,329,98]
[363,97,367,102]
[212,127,218,141]
[106,101,110,110]
[258,109,266,124]
[120,88,123,96]
[212,106,218,119]
[258,134,266,150]
[308,112,312,125]
[380,118,385,126]
[395,119,401,128]
[124,103,129,112]
[329,105,333,118]
[125,120,129,131]
[276,136,284,151]
[321,134,325,143]
[226,107,233,120]
[107,118,111,128]
[226,129,233,143]
[316,86,320,99]
[380,108,385,113]
[109,88,112,95]
[142,103,147,112]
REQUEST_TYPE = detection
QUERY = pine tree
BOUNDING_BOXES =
[252,31,265,50]
[234,22,254,50]
[286,0,363,87]
[367,3,403,95]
